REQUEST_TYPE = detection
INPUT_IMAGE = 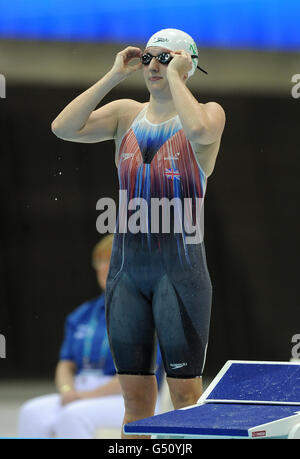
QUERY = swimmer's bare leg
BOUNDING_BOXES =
[118,374,158,439]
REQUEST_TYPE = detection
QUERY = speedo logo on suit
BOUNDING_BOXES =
[170,363,188,370]
[122,153,134,160]
[164,152,180,160]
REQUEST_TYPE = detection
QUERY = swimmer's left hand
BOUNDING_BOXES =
[166,50,192,80]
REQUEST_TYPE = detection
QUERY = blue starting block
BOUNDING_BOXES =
[124,360,300,439]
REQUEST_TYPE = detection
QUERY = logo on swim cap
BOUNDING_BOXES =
[153,37,169,43]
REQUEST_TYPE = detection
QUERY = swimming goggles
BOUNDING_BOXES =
[141,52,208,75]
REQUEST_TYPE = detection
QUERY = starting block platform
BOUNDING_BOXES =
[124,360,300,439]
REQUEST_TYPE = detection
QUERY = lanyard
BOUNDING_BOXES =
[82,298,109,369]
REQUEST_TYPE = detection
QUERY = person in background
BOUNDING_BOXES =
[18,234,164,439]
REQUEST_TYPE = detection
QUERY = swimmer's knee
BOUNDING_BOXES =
[167,376,203,409]
[118,374,157,414]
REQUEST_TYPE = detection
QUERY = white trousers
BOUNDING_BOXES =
[18,374,124,439]
[18,373,161,439]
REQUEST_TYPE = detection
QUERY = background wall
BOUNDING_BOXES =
[1,83,299,378]
[0,1,300,380]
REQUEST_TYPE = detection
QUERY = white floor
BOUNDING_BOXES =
[0,380,55,438]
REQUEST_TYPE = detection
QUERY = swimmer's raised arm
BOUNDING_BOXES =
[51,47,143,143]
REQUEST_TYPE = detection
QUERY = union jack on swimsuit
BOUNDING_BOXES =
[164,167,181,180]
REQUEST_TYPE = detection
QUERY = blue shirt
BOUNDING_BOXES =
[59,293,164,386]
[59,294,115,375]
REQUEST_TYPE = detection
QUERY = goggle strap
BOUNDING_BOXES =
[197,65,208,75]
[191,55,208,75]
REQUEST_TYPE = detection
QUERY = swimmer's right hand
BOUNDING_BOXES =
[110,47,143,79]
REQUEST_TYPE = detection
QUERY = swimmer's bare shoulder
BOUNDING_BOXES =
[58,98,145,144]
[114,99,147,140]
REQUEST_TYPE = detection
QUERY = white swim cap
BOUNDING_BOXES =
[146,28,198,78]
